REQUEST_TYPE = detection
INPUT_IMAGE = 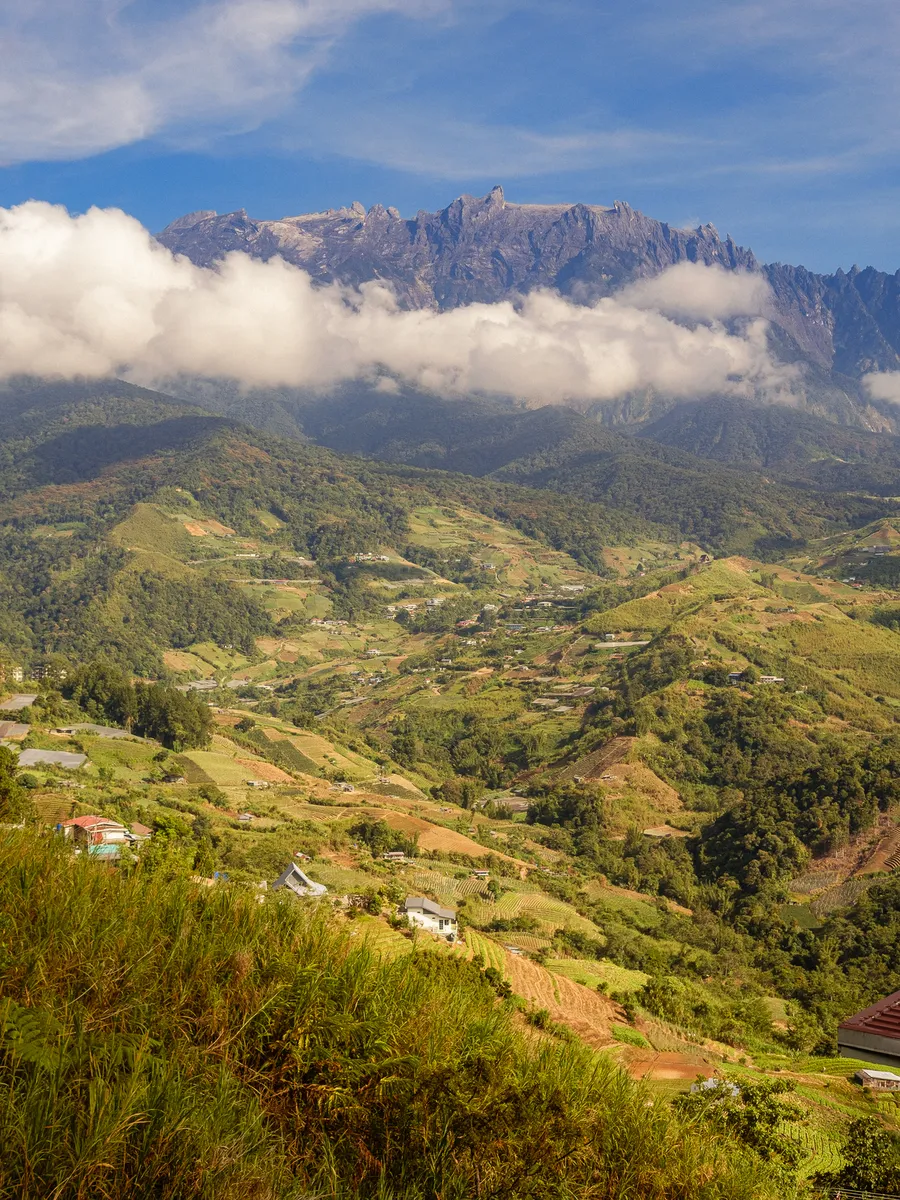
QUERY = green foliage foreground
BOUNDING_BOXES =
[0,833,796,1200]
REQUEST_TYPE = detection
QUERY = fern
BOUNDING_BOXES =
[0,997,64,1072]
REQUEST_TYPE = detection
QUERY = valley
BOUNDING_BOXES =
[2,382,900,1191]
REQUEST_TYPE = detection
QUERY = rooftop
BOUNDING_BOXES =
[19,749,87,769]
[0,694,38,712]
[55,723,137,739]
[403,896,456,920]
[839,990,900,1042]
[62,815,126,830]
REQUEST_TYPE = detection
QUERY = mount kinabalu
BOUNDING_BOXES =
[158,186,900,397]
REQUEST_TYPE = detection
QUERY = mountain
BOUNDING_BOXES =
[274,386,893,553]
[638,397,900,493]
[159,189,756,311]
[158,188,900,424]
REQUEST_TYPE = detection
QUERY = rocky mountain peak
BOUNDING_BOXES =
[156,188,900,386]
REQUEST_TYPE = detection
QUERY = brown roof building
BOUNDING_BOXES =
[838,990,900,1068]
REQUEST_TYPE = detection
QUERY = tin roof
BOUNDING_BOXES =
[19,749,86,768]
[403,896,456,920]
[62,815,125,830]
[839,989,900,1042]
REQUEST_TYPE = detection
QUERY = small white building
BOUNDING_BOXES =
[689,1078,740,1098]
[271,862,328,898]
[402,896,458,939]
[856,1069,900,1091]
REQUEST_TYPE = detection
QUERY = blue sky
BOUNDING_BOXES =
[1,0,897,272]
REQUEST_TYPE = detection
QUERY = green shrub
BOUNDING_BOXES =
[611,1024,651,1048]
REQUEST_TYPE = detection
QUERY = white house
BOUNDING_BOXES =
[402,896,457,939]
[271,863,328,898]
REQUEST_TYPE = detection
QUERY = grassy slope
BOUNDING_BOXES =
[0,831,791,1200]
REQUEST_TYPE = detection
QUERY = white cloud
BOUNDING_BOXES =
[0,0,443,163]
[618,262,772,322]
[863,372,900,404]
[0,201,793,405]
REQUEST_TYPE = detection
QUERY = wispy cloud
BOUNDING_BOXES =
[0,0,445,163]
[294,113,698,179]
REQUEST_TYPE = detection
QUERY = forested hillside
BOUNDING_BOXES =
[240,385,893,555]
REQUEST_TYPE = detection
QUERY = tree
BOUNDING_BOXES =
[0,747,30,824]
[65,662,137,728]
[675,1076,801,1177]
[134,684,213,750]
[815,1117,900,1193]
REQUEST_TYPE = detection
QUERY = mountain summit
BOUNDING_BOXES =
[158,189,900,389]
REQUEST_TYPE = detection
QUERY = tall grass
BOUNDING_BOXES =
[0,831,799,1199]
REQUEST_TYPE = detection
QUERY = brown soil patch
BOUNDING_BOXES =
[623,1051,712,1082]
[163,649,209,673]
[792,813,894,889]
[235,758,294,783]
[319,850,359,869]
[204,519,236,536]
[500,950,618,1050]
[604,762,681,811]
[354,808,521,863]
[721,555,754,573]
[183,521,207,536]
[556,736,636,784]
[643,824,690,838]
[858,822,900,876]
[214,712,241,727]
[378,811,498,858]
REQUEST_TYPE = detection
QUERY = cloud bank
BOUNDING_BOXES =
[0,201,791,405]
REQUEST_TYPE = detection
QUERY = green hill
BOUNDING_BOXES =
[275,388,894,554]
[0,380,660,672]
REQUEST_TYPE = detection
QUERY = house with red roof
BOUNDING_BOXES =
[838,989,900,1069]
[57,816,148,856]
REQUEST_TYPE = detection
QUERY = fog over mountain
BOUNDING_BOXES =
[0,199,789,406]
[5,189,900,431]
[159,187,900,430]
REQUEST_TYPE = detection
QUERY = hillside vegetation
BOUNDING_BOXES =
[3,380,900,1191]
[0,831,790,1200]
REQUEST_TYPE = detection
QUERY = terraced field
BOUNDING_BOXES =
[465,889,603,937]
[503,951,619,1050]
[463,928,507,972]
[548,958,648,995]
[409,870,490,901]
